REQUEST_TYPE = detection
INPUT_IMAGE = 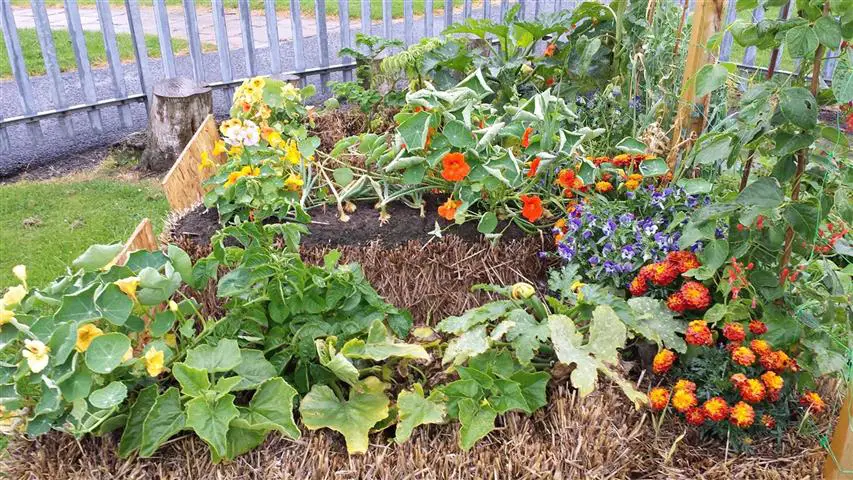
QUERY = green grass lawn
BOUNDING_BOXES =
[0,171,170,289]
[10,0,472,21]
[0,28,190,78]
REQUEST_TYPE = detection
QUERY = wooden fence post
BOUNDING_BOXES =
[667,0,726,169]
[114,218,158,266]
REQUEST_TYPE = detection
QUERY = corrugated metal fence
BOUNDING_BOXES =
[0,0,840,157]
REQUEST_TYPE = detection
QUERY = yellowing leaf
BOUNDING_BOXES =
[395,384,446,444]
[341,320,429,361]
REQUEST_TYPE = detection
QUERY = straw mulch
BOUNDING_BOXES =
[2,380,839,480]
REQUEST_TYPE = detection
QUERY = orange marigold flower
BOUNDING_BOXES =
[730,373,748,387]
[649,387,670,411]
[595,181,614,193]
[625,179,641,191]
[685,407,706,426]
[722,323,746,342]
[440,152,470,182]
[749,319,767,335]
[725,341,742,353]
[612,153,631,167]
[648,262,679,287]
[527,157,541,178]
[799,391,826,414]
[739,378,767,404]
[674,379,697,393]
[685,320,713,346]
[437,198,462,221]
[652,349,677,375]
[672,388,698,413]
[760,371,784,393]
[519,195,544,223]
[729,401,755,428]
[679,281,711,310]
[666,251,700,274]
[628,276,648,296]
[666,292,688,313]
[759,350,790,372]
[761,414,776,429]
[521,127,533,148]
[544,43,557,57]
[731,346,757,367]
[703,397,730,422]
[750,339,771,356]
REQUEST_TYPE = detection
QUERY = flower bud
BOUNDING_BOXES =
[12,265,26,285]
[168,300,179,313]
[521,64,534,75]
[511,282,536,300]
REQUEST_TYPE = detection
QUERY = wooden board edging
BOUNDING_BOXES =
[161,114,225,211]
[114,218,158,266]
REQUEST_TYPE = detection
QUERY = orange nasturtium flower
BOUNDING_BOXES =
[437,198,462,221]
[519,195,543,222]
[440,152,470,182]
[544,43,557,57]
[527,157,541,178]
[521,127,533,148]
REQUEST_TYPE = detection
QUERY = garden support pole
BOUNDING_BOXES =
[667,0,725,171]
[824,386,852,479]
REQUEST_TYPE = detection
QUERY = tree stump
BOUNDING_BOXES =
[139,77,213,172]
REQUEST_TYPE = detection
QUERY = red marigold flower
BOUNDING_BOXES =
[739,378,767,404]
[730,373,748,387]
[725,341,742,353]
[440,152,470,182]
[612,153,630,167]
[685,407,706,426]
[527,157,541,178]
[672,388,698,413]
[628,276,648,296]
[759,350,790,372]
[437,198,462,221]
[649,387,670,411]
[730,401,755,428]
[760,371,784,393]
[674,379,697,393]
[685,320,713,346]
[638,264,655,281]
[749,320,767,335]
[731,346,757,367]
[750,339,771,356]
[799,391,826,414]
[679,281,711,310]
[761,414,776,429]
[595,181,613,193]
[519,195,544,223]
[652,349,677,375]
[666,292,688,313]
[649,262,680,287]
[722,323,746,342]
[544,43,557,57]
[666,251,701,274]
[703,397,730,422]
[521,127,533,148]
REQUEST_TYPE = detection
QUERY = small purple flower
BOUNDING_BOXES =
[715,228,726,239]
[582,229,593,239]
[567,218,582,232]
[686,195,699,208]
[603,261,618,274]
[619,213,635,224]
[621,244,636,260]
[626,191,635,200]
[602,242,614,254]
[602,219,618,236]
[558,243,576,261]
[703,196,711,205]
[589,255,600,265]
[537,251,548,259]
[628,95,642,110]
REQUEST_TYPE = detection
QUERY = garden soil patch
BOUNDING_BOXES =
[3,382,839,480]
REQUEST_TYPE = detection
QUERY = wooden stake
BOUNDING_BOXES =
[114,218,158,266]
[824,386,852,479]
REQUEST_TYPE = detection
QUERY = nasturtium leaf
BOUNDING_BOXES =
[139,387,185,457]
[442,325,490,365]
[172,362,211,397]
[736,177,784,209]
[397,111,432,151]
[167,245,193,283]
[341,320,430,361]
[625,297,687,353]
[150,310,175,338]
[34,378,61,416]
[85,333,131,374]
[119,384,158,457]
[477,212,498,234]
[185,339,242,373]
[186,393,240,459]
[136,268,181,305]
[676,178,713,195]
[395,384,446,444]
[694,63,729,97]
[237,377,300,439]
[457,398,497,451]
[786,24,819,58]
[49,321,78,366]
[233,349,277,390]
[54,284,99,324]
[59,366,93,402]
[437,300,515,334]
[89,381,127,409]
[72,244,123,271]
[615,137,646,154]
[779,87,817,129]
[95,283,133,326]
[444,119,476,148]
[638,158,668,177]
[333,167,355,186]
[300,376,391,454]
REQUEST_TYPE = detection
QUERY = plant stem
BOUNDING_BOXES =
[739,151,754,192]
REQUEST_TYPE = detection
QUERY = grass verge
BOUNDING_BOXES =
[0,28,190,78]
[0,163,170,288]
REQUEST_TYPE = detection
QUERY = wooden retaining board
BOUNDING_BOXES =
[161,114,225,212]
[114,218,158,266]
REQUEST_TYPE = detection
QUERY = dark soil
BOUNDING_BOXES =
[170,195,532,251]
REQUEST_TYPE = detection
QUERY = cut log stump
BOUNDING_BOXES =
[139,77,213,172]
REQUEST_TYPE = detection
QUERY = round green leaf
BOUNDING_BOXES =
[814,16,842,49]
[89,381,128,409]
[779,87,817,130]
[785,24,819,58]
[95,283,133,326]
[85,333,131,374]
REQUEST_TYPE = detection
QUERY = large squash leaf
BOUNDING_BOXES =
[341,320,429,361]
[625,297,687,353]
[395,384,446,444]
[457,398,497,451]
[491,309,550,365]
[299,376,391,454]
[442,325,490,365]
[234,377,300,439]
[316,338,360,386]
[185,393,240,459]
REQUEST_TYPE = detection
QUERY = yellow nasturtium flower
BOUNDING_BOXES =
[75,324,104,352]
[2,285,27,307]
[212,140,227,156]
[284,173,304,191]
[144,347,165,377]
[197,151,215,172]
[12,265,26,286]
[114,276,140,302]
[21,340,50,373]
[0,308,14,326]
[250,77,265,90]
[228,145,244,157]
[267,131,284,149]
[284,140,300,164]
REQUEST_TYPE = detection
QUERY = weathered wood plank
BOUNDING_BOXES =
[338,0,352,80]
[96,0,133,128]
[290,0,306,75]
[315,0,330,93]
[153,0,177,77]
[211,0,234,103]
[265,0,282,74]
[383,0,392,38]
[718,0,737,61]
[361,0,371,36]
[29,0,72,136]
[65,0,103,132]
[404,0,414,44]
[125,0,152,101]
[114,218,159,267]
[1,0,42,141]
[161,114,226,212]
[182,0,205,82]
[238,0,257,76]
[444,0,453,30]
[425,0,434,36]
